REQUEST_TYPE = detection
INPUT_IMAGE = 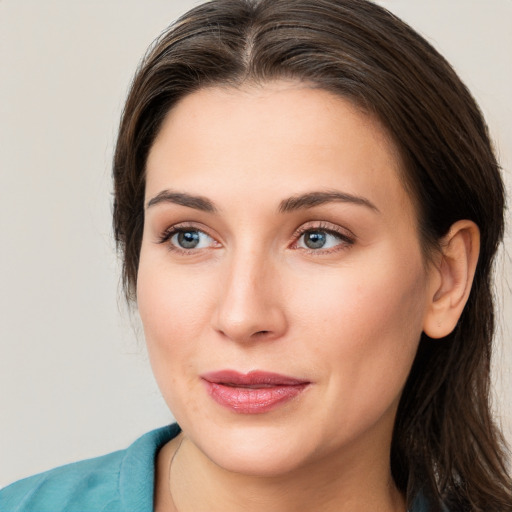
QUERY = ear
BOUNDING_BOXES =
[423,220,480,339]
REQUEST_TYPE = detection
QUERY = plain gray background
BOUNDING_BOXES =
[1,0,511,487]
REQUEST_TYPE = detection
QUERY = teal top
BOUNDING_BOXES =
[1,423,430,511]
[0,424,181,512]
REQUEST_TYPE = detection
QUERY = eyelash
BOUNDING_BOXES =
[157,223,219,255]
[157,221,355,255]
[291,222,355,254]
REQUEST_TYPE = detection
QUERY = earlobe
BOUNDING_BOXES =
[423,220,480,339]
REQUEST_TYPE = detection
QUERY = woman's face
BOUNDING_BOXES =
[138,82,437,476]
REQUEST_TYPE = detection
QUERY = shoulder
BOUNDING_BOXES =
[0,424,181,512]
[0,450,124,512]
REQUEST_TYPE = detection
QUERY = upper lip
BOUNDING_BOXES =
[201,370,309,387]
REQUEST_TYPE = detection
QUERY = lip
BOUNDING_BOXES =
[201,370,310,414]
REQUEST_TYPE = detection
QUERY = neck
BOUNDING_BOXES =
[167,436,406,512]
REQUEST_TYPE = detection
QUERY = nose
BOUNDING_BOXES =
[211,250,288,344]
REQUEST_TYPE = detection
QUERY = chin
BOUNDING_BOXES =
[209,441,309,477]
[185,417,316,477]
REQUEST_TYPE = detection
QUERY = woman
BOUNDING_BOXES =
[1,0,511,511]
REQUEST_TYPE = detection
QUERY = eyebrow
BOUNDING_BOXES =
[145,189,378,214]
[278,190,379,213]
[146,190,217,212]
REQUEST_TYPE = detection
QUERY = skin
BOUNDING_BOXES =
[137,82,465,511]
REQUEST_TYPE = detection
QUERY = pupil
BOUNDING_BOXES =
[305,231,326,249]
[178,231,200,249]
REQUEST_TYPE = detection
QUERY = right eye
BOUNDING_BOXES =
[159,226,220,252]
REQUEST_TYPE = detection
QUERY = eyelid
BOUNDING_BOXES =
[157,222,221,252]
[291,221,356,252]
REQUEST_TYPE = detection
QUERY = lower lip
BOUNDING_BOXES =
[204,381,309,414]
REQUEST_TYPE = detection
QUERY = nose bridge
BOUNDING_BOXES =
[213,242,287,343]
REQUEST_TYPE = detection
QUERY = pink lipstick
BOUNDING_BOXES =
[201,370,310,414]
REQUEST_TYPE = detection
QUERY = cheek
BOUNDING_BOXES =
[293,266,426,449]
[137,253,215,341]
[136,260,216,402]
[288,249,428,402]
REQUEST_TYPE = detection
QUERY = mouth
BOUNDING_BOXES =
[201,370,311,414]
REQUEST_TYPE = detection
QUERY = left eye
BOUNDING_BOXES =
[297,230,346,250]
[170,229,215,250]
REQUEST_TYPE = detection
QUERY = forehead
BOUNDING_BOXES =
[145,82,413,219]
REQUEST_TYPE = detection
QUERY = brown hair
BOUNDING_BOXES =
[113,0,511,510]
